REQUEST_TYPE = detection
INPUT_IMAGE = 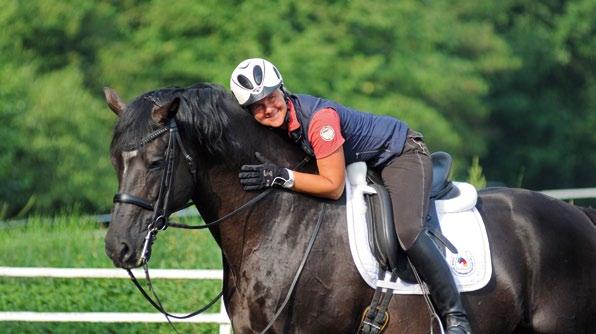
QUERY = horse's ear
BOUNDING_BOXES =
[151,97,180,124]
[104,87,126,116]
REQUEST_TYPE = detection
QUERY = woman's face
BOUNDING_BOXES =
[248,89,287,128]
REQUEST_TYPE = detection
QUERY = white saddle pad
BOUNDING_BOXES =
[346,162,492,294]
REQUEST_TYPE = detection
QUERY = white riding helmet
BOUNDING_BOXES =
[230,58,283,106]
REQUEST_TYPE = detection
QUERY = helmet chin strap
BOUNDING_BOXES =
[282,88,293,129]
[283,107,291,128]
[281,85,290,99]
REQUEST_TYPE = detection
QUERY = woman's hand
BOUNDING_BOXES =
[239,148,346,200]
[239,153,293,190]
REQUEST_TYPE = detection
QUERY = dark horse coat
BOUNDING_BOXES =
[104,83,596,333]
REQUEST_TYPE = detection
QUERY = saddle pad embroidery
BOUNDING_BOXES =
[345,173,492,294]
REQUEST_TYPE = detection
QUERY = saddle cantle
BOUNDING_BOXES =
[361,151,459,283]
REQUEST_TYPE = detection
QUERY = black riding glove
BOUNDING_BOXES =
[239,152,294,191]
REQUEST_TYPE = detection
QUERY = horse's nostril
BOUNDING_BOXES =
[120,242,133,263]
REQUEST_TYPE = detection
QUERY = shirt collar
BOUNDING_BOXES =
[286,98,301,132]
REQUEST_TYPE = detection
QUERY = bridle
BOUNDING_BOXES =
[111,107,321,333]
[112,115,227,329]
[112,115,276,263]
[113,117,196,266]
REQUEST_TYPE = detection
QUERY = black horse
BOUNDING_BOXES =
[104,83,596,333]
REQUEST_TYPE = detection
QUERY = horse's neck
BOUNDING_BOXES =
[195,162,319,288]
[188,113,315,285]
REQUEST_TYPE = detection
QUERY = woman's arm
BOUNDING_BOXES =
[292,146,345,200]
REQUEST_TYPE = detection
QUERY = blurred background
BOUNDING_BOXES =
[0,1,594,332]
[1,0,595,219]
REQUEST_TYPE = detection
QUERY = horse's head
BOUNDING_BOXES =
[104,87,197,269]
[103,83,307,269]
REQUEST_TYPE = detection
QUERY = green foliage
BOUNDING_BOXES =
[0,63,36,216]
[23,66,115,212]
[96,0,515,175]
[484,0,596,188]
[0,0,593,216]
[467,157,487,189]
[1,64,116,215]
[0,1,119,216]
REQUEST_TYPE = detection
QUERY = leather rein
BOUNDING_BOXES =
[112,116,320,333]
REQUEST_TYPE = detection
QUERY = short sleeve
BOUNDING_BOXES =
[307,108,345,159]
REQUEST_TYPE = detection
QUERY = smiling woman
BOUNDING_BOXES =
[249,90,288,128]
[229,58,476,332]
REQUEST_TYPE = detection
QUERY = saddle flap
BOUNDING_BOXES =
[365,183,401,271]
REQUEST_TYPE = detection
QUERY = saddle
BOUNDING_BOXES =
[364,151,458,283]
[355,153,490,333]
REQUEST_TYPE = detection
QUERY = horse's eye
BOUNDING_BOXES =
[149,159,165,171]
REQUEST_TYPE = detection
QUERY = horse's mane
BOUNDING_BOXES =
[111,83,249,158]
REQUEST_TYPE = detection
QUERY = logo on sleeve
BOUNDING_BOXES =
[319,126,335,141]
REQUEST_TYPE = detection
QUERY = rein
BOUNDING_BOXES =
[113,115,317,331]
[257,204,325,334]
[166,189,273,229]
[127,265,223,320]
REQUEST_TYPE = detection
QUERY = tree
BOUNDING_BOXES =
[484,0,596,189]
[98,0,514,171]
[0,1,116,216]
[2,0,588,217]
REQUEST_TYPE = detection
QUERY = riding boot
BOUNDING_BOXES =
[406,231,472,334]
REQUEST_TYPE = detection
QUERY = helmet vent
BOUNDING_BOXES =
[273,67,281,79]
[253,65,263,85]
[237,74,254,89]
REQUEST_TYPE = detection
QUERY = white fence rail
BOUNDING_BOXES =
[539,187,596,201]
[0,267,222,280]
[0,267,232,334]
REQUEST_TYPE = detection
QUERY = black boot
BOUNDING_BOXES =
[406,231,472,334]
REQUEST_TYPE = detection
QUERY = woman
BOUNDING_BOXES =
[230,58,472,334]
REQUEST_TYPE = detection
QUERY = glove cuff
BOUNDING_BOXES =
[281,169,295,189]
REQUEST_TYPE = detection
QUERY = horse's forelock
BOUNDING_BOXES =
[110,88,182,155]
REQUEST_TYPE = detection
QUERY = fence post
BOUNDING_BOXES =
[219,295,232,334]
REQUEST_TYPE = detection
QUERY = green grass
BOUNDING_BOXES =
[0,323,219,334]
[0,214,225,333]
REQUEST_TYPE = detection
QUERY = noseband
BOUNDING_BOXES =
[113,118,195,266]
